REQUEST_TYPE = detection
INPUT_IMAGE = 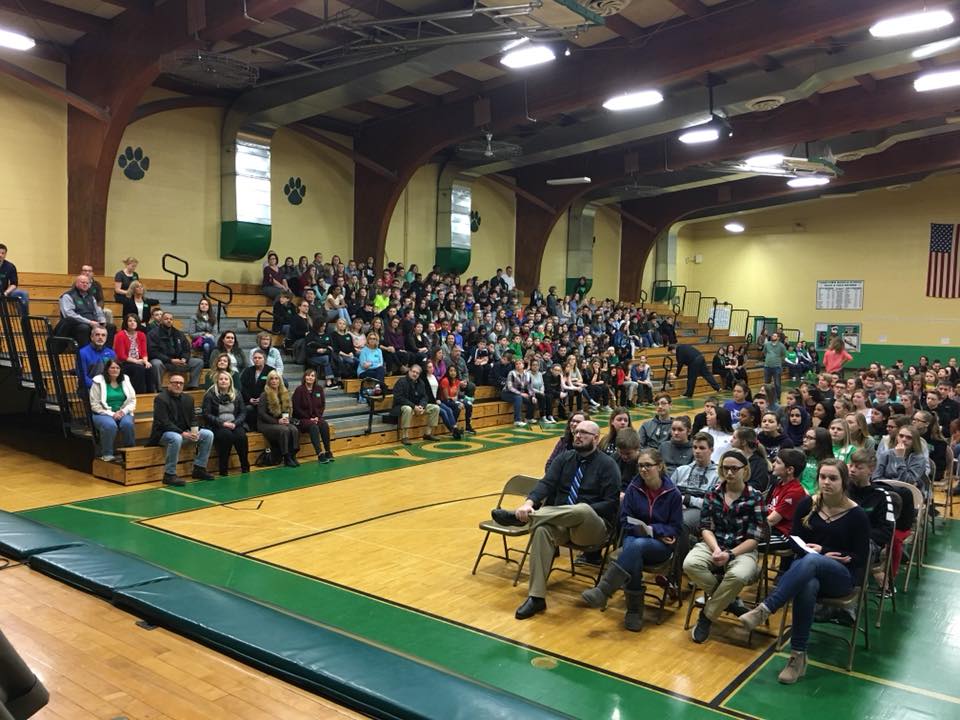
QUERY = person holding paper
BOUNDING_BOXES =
[581,448,683,632]
[683,449,765,644]
[739,458,870,684]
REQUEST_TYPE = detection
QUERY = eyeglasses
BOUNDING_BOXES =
[720,464,745,474]
[912,417,928,424]
[169,380,184,385]
[637,463,658,470]
[574,430,598,437]
[804,434,816,440]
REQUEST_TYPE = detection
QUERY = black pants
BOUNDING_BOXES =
[586,384,610,406]
[121,361,156,393]
[56,318,115,348]
[303,420,331,455]
[682,357,720,397]
[213,426,248,474]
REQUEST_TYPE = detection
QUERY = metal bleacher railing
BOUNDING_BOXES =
[161,253,189,306]
[204,279,234,333]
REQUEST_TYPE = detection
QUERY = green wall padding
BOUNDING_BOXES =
[220,221,272,261]
[435,247,470,275]
[565,277,592,297]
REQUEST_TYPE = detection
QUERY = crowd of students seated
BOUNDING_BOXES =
[492,354,957,685]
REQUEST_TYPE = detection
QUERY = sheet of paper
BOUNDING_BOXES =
[791,535,818,553]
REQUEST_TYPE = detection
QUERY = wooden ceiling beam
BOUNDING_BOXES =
[0,56,108,120]
[0,0,107,34]
[668,0,708,18]
[854,73,877,92]
[388,86,440,107]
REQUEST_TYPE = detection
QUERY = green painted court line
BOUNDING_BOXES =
[20,504,744,720]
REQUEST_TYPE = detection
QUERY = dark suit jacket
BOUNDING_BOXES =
[149,390,196,445]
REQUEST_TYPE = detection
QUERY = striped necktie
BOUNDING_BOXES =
[567,462,584,505]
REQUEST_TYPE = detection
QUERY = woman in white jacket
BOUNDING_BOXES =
[90,358,137,462]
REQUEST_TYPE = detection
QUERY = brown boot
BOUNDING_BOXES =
[778,651,807,684]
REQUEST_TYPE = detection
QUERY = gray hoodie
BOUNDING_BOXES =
[639,415,673,449]
[659,439,694,475]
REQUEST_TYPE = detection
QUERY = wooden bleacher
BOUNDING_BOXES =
[2,273,784,487]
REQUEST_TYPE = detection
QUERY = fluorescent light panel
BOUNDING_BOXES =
[911,37,960,59]
[0,28,35,51]
[679,127,721,144]
[602,89,664,111]
[724,222,745,233]
[546,176,591,186]
[869,9,954,38]
[914,67,960,91]
[501,44,555,69]
[744,153,785,168]
[787,176,830,188]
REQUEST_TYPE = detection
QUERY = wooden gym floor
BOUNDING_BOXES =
[2,397,959,719]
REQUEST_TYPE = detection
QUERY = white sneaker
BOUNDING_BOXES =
[546,416,556,423]
[515,421,528,427]
[100,454,115,463]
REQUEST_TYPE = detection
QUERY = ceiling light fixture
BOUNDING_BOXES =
[787,176,831,188]
[724,222,745,233]
[744,152,786,168]
[911,36,960,59]
[546,176,592,186]
[501,43,556,69]
[602,89,664,112]
[869,9,954,38]
[677,84,732,144]
[0,28,35,51]
[914,67,960,91]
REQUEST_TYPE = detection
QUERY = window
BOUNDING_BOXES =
[235,139,271,225]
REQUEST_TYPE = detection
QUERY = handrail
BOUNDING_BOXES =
[712,300,733,332]
[161,253,189,305]
[672,302,681,325]
[683,290,701,318]
[204,279,234,332]
[706,317,715,344]
[728,308,748,338]
[660,355,674,392]
[697,296,718,324]
[671,285,688,312]
[745,332,754,346]
[255,309,275,335]
[782,327,801,344]
[638,288,647,310]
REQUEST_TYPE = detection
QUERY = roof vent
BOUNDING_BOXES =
[745,96,785,112]
[577,0,634,16]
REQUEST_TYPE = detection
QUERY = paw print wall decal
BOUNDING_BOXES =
[118,146,149,181]
[470,209,481,233]
[284,177,306,205]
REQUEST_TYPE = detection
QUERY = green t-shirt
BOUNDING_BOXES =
[800,457,819,495]
[833,444,854,463]
[105,383,126,413]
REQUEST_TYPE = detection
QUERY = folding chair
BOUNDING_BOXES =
[877,479,925,592]
[683,558,763,648]
[872,511,898,629]
[471,475,540,578]
[777,546,872,671]
[641,547,684,623]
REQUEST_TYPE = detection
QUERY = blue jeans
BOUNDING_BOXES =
[7,289,28,315]
[91,413,135,456]
[618,535,673,591]
[159,429,214,476]
[307,353,334,379]
[437,401,459,431]
[501,390,533,422]
[763,552,854,652]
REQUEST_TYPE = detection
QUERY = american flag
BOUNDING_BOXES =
[927,223,960,298]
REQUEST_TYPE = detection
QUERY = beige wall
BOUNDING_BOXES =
[674,171,960,346]
[385,164,438,268]
[540,213,568,295]
[271,127,354,268]
[467,177,516,280]
[591,207,621,300]
[105,107,226,283]
[0,52,67,273]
